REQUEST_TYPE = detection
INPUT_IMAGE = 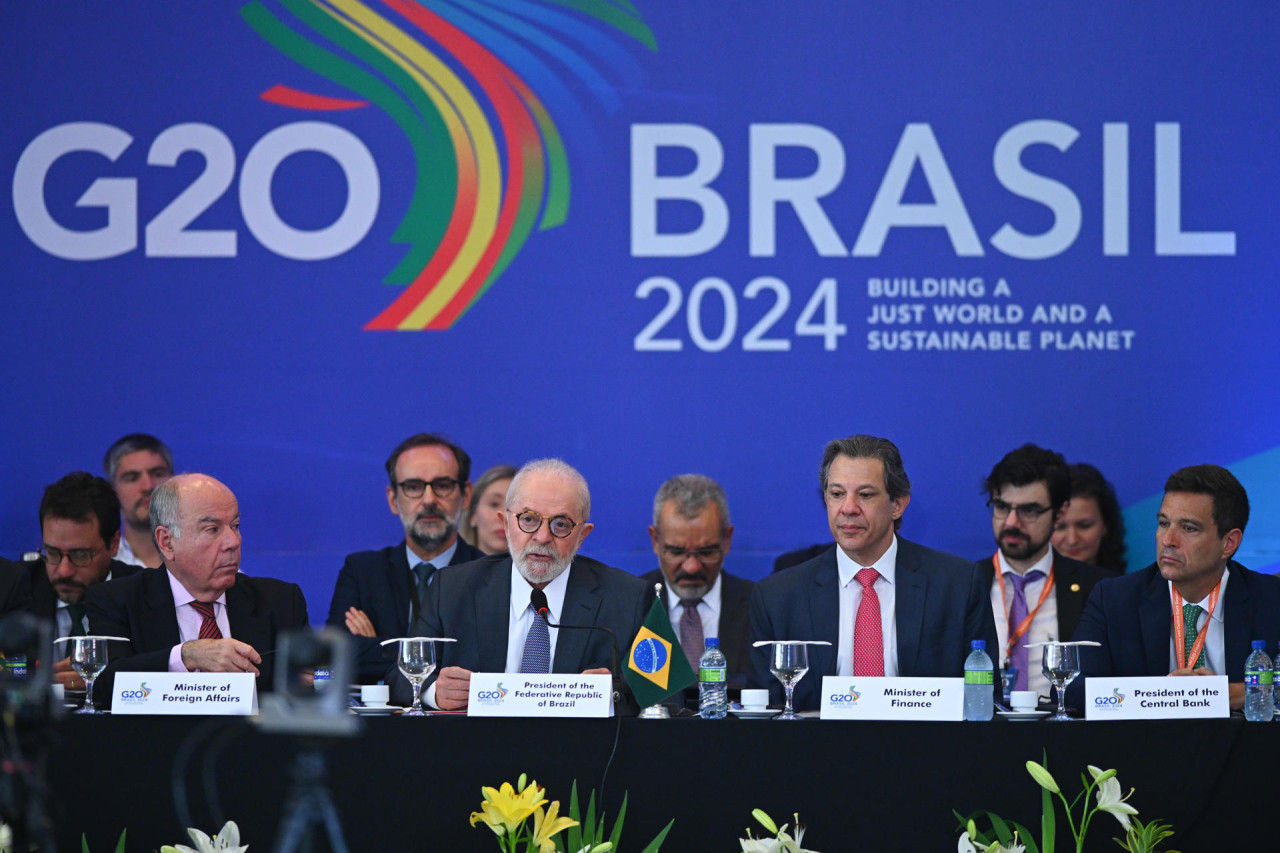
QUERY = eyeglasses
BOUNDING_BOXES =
[988,499,1051,523]
[43,546,102,568]
[513,510,579,539]
[396,477,462,499]
[661,544,723,564]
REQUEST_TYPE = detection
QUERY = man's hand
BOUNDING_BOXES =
[1169,666,1244,710]
[434,666,472,710]
[344,607,377,638]
[180,639,262,675]
[53,657,83,689]
[582,667,610,676]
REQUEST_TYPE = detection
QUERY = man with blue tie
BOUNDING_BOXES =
[327,433,483,682]
[748,435,998,712]
[976,445,1110,702]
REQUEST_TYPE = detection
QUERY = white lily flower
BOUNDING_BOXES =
[740,838,784,853]
[162,821,249,853]
[958,833,979,853]
[1088,765,1139,831]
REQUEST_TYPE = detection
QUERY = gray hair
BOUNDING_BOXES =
[820,434,912,500]
[104,433,174,481]
[652,474,731,532]
[508,458,591,520]
[148,476,184,540]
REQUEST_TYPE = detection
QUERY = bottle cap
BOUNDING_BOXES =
[705,637,720,648]
[971,640,986,650]
[1252,640,1266,650]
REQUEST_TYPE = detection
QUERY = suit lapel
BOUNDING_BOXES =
[554,560,602,672]
[226,580,272,654]
[390,543,413,635]
[894,542,927,676]
[475,562,511,672]
[1139,568,1172,675]
[809,553,841,676]
[1054,556,1087,640]
[145,570,183,649]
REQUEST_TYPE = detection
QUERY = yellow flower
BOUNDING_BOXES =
[469,780,547,836]
[531,800,579,853]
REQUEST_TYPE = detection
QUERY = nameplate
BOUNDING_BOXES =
[819,676,963,720]
[466,673,613,717]
[111,672,258,715]
[1085,676,1229,720]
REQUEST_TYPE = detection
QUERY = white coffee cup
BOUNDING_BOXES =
[1010,690,1038,712]
[740,688,769,710]
[361,684,389,707]
[51,683,66,704]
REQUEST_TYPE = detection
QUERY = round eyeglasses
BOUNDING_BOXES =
[513,510,579,539]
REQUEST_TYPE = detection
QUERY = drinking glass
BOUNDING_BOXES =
[397,639,437,716]
[1041,643,1080,721]
[769,642,810,720]
[68,636,110,714]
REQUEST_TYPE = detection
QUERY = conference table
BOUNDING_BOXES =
[53,713,1266,852]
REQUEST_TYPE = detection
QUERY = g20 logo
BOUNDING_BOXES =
[13,121,378,263]
[476,683,508,702]
[828,686,860,705]
[1093,688,1125,708]
[119,682,152,702]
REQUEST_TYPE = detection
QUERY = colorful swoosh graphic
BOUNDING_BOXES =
[240,0,657,330]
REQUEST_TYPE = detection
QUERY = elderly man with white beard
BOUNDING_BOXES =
[388,458,650,711]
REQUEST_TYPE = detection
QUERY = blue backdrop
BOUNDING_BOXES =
[3,2,1277,619]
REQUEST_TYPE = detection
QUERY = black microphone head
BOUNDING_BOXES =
[530,587,549,615]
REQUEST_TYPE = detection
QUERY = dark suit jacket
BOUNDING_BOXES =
[327,538,483,682]
[27,558,141,625]
[85,567,309,707]
[388,553,650,707]
[976,549,1111,647]
[749,537,999,712]
[0,558,34,617]
[640,568,754,692]
[1067,561,1280,710]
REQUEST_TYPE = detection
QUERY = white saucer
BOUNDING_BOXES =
[729,707,777,718]
[352,705,398,716]
[997,709,1051,720]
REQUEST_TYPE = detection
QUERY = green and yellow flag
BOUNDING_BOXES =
[625,598,697,708]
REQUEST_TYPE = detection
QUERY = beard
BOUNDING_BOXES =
[998,528,1051,563]
[512,542,573,586]
[666,567,713,601]
[405,505,458,554]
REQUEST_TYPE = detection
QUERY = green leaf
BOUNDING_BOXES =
[1008,821,1041,853]
[637,818,674,853]
[989,812,1014,845]
[608,792,629,852]
[1042,783,1055,853]
[114,830,128,853]
[566,781,582,853]
[81,834,90,853]
[584,790,598,846]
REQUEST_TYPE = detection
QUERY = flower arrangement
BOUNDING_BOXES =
[739,809,818,853]
[160,820,248,853]
[956,758,1178,853]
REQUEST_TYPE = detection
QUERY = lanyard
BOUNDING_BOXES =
[1171,580,1222,670]
[995,552,1055,666]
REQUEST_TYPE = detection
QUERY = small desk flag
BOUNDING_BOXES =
[625,597,697,708]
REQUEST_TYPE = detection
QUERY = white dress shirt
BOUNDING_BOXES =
[990,547,1058,697]
[1167,566,1229,677]
[835,535,899,677]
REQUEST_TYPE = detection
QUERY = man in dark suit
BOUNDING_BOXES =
[749,435,998,712]
[394,459,649,711]
[0,558,33,617]
[640,474,753,699]
[28,472,143,690]
[86,474,308,706]
[1069,464,1280,713]
[327,433,482,682]
[977,444,1110,700]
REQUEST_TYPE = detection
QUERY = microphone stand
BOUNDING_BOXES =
[529,589,628,714]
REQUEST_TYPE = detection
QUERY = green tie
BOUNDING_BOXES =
[68,603,88,636]
[1182,603,1206,668]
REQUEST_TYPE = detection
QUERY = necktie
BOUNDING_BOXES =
[519,603,551,673]
[1006,569,1046,691]
[409,562,435,625]
[191,601,223,640]
[853,567,884,677]
[67,603,88,636]
[1183,603,1206,669]
[679,599,704,674]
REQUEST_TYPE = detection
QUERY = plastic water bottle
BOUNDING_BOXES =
[1243,640,1273,722]
[698,638,728,719]
[963,640,995,721]
[1273,643,1280,720]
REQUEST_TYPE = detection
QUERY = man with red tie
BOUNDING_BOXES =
[748,435,998,712]
[86,473,308,707]
[976,445,1110,702]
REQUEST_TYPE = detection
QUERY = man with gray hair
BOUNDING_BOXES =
[749,434,998,712]
[641,474,753,688]
[85,473,308,707]
[103,433,174,568]
[391,458,649,711]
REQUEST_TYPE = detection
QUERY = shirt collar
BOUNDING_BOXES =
[407,538,459,571]
[1169,564,1230,624]
[166,568,227,608]
[997,546,1054,578]
[508,559,572,622]
[837,535,899,588]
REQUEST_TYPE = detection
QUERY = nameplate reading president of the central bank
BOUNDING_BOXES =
[467,673,613,717]
[820,676,964,720]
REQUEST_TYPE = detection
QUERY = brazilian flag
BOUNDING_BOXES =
[624,598,697,708]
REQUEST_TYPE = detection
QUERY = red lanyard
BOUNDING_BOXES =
[1171,580,1222,670]
[995,552,1056,666]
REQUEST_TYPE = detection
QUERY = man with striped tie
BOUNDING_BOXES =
[86,473,308,707]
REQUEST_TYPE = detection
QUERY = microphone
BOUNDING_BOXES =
[527,588,623,710]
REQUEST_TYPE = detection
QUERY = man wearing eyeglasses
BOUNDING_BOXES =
[393,458,649,711]
[327,433,483,682]
[977,445,1110,701]
[29,472,141,689]
[641,475,753,697]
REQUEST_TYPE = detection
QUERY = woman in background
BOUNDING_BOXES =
[1052,462,1127,576]
[461,464,517,555]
